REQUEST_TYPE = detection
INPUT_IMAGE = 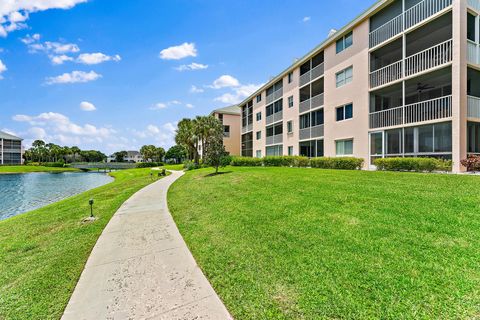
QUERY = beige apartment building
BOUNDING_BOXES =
[239,0,480,172]
[211,105,241,156]
[0,131,23,165]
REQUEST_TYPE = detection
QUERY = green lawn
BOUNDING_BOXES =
[0,165,80,173]
[168,167,480,319]
[161,163,184,171]
[0,168,163,320]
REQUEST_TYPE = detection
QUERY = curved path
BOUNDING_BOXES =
[62,171,232,320]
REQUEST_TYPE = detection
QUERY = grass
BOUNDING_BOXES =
[0,165,80,173]
[160,163,184,171]
[168,166,480,319]
[0,168,164,320]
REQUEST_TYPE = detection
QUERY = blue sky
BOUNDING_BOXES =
[0,0,370,154]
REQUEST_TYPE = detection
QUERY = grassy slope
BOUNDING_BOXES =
[168,167,480,319]
[0,166,79,173]
[160,164,184,171]
[0,168,163,320]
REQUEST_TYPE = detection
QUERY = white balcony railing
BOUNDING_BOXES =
[242,123,253,134]
[369,95,452,129]
[369,14,403,48]
[468,96,480,118]
[405,39,452,76]
[468,0,480,11]
[299,125,324,141]
[299,93,324,114]
[266,111,283,125]
[266,134,283,145]
[370,60,402,88]
[299,63,324,87]
[370,40,452,89]
[468,40,480,65]
[369,0,452,48]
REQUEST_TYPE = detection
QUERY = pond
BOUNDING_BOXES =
[0,172,114,220]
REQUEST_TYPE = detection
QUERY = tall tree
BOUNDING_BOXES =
[165,145,187,163]
[175,118,199,164]
[140,145,156,162]
[203,120,229,174]
[71,146,81,163]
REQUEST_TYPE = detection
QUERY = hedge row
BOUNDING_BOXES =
[231,156,364,170]
[374,157,452,172]
[136,162,164,168]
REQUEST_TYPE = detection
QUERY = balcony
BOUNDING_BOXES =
[369,39,452,89]
[369,0,452,48]
[242,124,253,134]
[266,134,283,145]
[299,63,324,87]
[468,0,480,11]
[369,95,452,129]
[299,125,324,141]
[299,93,324,114]
[266,111,283,125]
[267,87,283,104]
[468,40,480,65]
[468,96,480,118]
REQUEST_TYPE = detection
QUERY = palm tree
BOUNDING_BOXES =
[175,118,199,164]
[71,146,81,163]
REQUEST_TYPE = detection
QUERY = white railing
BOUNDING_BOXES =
[266,111,283,125]
[468,40,480,65]
[311,63,325,81]
[311,93,324,109]
[370,60,402,88]
[369,0,452,48]
[405,39,452,76]
[468,96,480,118]
[404,0,452,29]
[300,99,310,113]
[369,95,452,129]
[266,94,274,104]
[273,88,283,100]
[299,71,310,87]
[369,106,404,129]
[266,134,283,145]
[404,95,452,124]
[369,14,403,48]
[299,125,324,140]
[468,0,480,11]
[242,123,253,133]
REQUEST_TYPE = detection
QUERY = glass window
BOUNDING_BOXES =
[223,125,230,138]
[256,94,262,103]
[468,122,480,153]
[336,107,344,121]
[274,123,283,135]
[336,38,344,54]
[312,109,324,126]
[266,104,274,117]
[336,71,345,87]
[370,132,383,155]
[288,96,294,108]
[336,66,353,87]
[300,113,311,129]
[345,104,353,119]
[288,146,293,156]
[345,67,353,84]
[418,125,434,153]
[344,31,353,49]
[336,104,352,121]
[287,121,293,133]
[256,150,262,158]
[385,129,402,154]
[336,139,353,156]
[336,31,353,54]
[256,131,261,140]
[434,122,452,152]
[288,72,293,83]
[256,112,262,121]
[266,145,283,156]
[404,127,415,154]
[266,126,274,137]
[274,99,283,113]
[468,13,476,42]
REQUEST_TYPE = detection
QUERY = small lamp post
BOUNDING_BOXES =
[89,199,94,218]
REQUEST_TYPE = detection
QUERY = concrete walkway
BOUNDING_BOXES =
[62,171,232,320]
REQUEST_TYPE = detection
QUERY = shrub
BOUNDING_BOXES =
[231,157,263,167]
[43,162,66,168]
[183,160,200,171]
[310,157,364,170]
[374,157,447,172]
[293,156,310,168]
[263,156,288,167]
[136,162,164,168]
[461,155,480,172]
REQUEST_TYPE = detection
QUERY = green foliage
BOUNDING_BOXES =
[183,160,200,171]
[231,157,263,167]
[135,162,164,168]
[374,157,450,172]
[461,155,480,171]
[165,145,187,163]
[310,157,364,170]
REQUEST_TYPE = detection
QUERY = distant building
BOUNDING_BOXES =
[107,151,144,163]
[0,131,23,165]
[211,105,241,156]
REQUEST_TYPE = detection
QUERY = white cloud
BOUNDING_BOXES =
[159,42,197,60]
[45,70,102,85]
[185,103,194,109]
[13,112,114,141]
[77,52,121,65]
[175,62,208,71]
[50,54,73,65]
[214,83,263,104]
[80,101,96,111]
[149,100,182,110]
[190,85,204,93]
[209,75,240,89]
[130,123,177,147]
[0,59,7,79]
[302,16,311,22]
[0,0,87,37]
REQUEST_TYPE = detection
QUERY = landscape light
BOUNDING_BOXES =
[89,199,94,218]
